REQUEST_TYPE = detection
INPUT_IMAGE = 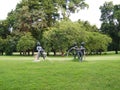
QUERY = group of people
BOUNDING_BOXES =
[67,42,85,62]
[35,42,85,62]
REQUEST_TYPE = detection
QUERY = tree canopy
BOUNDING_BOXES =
[0,0,112,56]
[17,32,36,55]
[43,20,111,55]
[100,1,120,54]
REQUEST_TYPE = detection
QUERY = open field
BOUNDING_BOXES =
[0,54,120,90]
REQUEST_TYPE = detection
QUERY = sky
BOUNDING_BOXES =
[0,0,21,20]
[70,0,120,28]
[0,0,120,28]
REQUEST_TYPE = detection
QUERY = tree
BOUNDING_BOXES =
[0,37,5,55]
[0,20,10,39]
[43,20,111,55]
[17,32,36,55]
[42,20,86,55]
[80,21,98,32]
[4,36,16,55]
[100,2,120,54]
[86,32,112,54]
[6,0,88,41]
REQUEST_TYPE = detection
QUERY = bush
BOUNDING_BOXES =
[4,36,16,55]
[17,32,36,55]
[0,37,5,55]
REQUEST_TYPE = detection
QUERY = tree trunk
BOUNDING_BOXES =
[47,52,49,56]
[20,51,22,55]
[32,50,34,56]
[1,51,4,55]
[61,51,64,56]
[115,49,118,54]
[28,50,30,56]
[53,51,56,56]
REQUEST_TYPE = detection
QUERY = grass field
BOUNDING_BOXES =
[0,54,120,90]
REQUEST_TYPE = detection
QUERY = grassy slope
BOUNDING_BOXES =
[0,54,120,90]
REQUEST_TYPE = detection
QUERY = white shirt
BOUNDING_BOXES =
[37,46,42,52]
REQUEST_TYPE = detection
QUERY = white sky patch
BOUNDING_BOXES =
[0,0,21,20]
[70,0,120,28]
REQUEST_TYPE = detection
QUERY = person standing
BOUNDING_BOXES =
[36,42,46,61]
[79,42,85,61]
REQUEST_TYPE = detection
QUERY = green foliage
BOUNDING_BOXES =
[100,1,114,22]
[100,2,120,54]
[0,0,112,56]
[4,36,16,55]
[86,32,112,52]
[0,37,5,55]
[43,20,111,55]
[6,0,88,41]
[0,37,4,50]
[43,20,87,54]
[0,20,10,38]
[17,32,36,52]
[81,21,98,32]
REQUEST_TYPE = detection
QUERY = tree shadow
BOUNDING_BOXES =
[72,58,88,62]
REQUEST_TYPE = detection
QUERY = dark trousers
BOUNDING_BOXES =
[77,51,83,62]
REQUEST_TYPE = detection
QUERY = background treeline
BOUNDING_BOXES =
[0,0,119,55]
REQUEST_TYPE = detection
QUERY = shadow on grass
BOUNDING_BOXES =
[71,58,88,63]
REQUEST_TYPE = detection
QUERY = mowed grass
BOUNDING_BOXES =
[0,54,120,90]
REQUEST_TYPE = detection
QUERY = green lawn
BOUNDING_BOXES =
[0,54,120,90]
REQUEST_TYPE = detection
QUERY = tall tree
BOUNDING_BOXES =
[7,0,88,40]
[0,20,10,39]
[100,2,120,54]
[0,37,5,55]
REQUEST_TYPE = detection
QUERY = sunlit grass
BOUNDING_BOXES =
[0,54,120,90]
